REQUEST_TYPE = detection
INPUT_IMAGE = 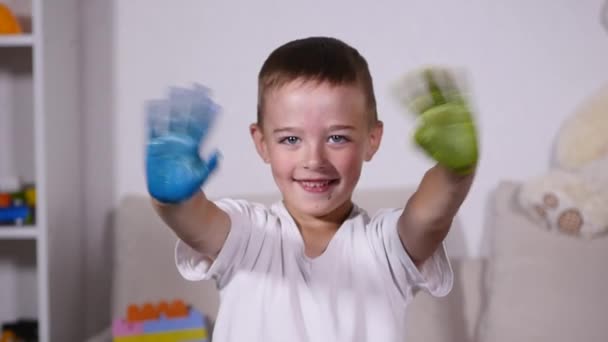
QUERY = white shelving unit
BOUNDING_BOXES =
[0,1,84,341]
[0,226,38,239]
[0,34,34,47]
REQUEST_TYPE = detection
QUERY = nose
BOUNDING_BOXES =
[303,142,327,170]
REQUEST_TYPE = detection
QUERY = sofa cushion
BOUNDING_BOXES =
[477,181,608,342]
[406,258,483,342]
[111,195,221,320]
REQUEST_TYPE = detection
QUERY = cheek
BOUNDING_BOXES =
[332,146,365,176]
[268,147,294,178]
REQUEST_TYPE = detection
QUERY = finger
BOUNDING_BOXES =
[168,86,193,134]
[145,99,170,140]
[423,68,447,106]
[200,150,222,183]
[188,84,220,143]
[410,67,472,113]
[202,149,222,177]
[393,67,436,115]
[431,67,469,104]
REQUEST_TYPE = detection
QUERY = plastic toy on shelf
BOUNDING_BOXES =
[0,3,22,34]
[112,300,210,342]
[0,181,36,226]
[1,319,38,342]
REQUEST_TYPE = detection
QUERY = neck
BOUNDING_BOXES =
[283,199,354,233]
[283,199,354,258]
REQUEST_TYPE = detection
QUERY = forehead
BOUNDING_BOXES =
[263,80,368,128]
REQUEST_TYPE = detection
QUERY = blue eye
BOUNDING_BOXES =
[328,135,349,144]
[280,136,300,145]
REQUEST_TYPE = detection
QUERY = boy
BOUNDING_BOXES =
[146,36,478,342]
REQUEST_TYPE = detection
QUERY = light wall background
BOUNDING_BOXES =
[112,0,608,255]
[81,0,608,334]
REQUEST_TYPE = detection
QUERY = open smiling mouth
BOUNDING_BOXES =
[295,179,339,193]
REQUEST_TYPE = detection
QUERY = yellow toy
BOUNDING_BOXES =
[0,4,22,34]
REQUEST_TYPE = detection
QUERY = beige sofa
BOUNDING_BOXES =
[88,181,608,341]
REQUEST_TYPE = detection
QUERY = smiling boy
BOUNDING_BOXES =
[146,36,478,342]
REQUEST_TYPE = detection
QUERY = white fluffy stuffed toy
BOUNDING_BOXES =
[518,83,608,238]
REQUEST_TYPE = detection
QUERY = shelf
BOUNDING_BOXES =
[0,34,34,47]
[0,226,38,239]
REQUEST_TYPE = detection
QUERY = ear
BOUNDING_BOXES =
[364,120,383,161]
[250,123,270,163]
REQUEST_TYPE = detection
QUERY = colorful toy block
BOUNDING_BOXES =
[0,184,36,225]
[0,205,30,224]
[112,300,209,342]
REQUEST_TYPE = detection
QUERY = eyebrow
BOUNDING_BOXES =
[272,125,356,134]
[328,125,355,131]
[272,127,299,134]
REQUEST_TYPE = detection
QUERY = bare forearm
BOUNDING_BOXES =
[152,191,229,258]
[398,163,475,265]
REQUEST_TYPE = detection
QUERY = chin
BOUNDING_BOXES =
[286,189,353,218]
[294,201,340,217]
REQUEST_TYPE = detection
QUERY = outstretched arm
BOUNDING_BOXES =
[145,85,230,260]
[396,68,479,266]
[399,165,474,266]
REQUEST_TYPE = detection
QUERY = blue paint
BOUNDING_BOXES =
[145,84,221,203]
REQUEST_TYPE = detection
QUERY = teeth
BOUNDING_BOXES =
[300,181,331,188]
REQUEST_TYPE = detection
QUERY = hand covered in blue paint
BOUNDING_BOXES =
[145,85,221,204]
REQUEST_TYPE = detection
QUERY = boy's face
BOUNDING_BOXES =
[250,80,383,218]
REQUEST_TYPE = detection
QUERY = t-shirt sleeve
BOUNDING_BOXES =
[368,208,454,299]
[174,198,270,289]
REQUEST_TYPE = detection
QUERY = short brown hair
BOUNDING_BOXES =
[257,36,377,126]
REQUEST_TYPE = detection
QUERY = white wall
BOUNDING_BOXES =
[109,0,608,257]
[109,0,608,258]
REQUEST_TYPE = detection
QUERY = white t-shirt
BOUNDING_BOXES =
[175,199,453,342]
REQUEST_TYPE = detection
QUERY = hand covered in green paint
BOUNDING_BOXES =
[399,67,479,175]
